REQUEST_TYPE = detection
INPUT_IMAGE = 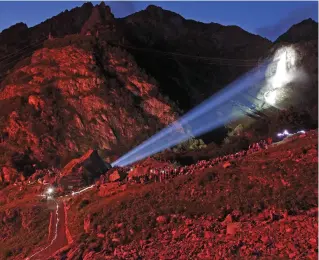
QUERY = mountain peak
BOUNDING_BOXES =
[146,5,163,11]
[275,18,318,44]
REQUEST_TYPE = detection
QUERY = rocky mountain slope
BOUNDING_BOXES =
[51,130,317,260]
[0,34,179,184]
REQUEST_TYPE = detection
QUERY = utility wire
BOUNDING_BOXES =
[0,36,47,63]
[0,35,264,83]
[106,40,260,67]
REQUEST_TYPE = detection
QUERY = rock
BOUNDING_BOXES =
[309,238,317,245]
[61,149,111,177]
[156,215,167,224]
[116,222,124,229]
[204,231,213,239]
[112,238,120,243]
[67,247,84,259]
[84,214,91,233]
[1,167,18,183]
[98,183,119,197]
[226,222,240,235]
[108,169,127,182]
[222,161,231,169]
[28,95,45,110]
[185,218,193,226]
[307,148,317,155]
[222,214,233,226]
[261,236,270,243]
[59,150,111,189]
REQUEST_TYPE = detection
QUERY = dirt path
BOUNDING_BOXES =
[27,200,68,260]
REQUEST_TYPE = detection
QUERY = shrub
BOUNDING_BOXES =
[11,149,38,177]
[3,249,12,259]
[172,138,207,153]
[222,134,249,154]
[78,199,90,210]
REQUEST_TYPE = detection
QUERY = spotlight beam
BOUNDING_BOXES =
[112,59,273,167]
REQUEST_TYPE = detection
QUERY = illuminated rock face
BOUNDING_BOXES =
[258,44,313,109]
[262,46,298,106]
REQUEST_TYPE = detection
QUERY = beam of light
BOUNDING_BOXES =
[26,200,59,260]
[112,59,273,167]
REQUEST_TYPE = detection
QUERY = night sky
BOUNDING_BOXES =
[0,1,318,41]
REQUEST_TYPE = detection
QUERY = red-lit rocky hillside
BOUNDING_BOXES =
[0,35,180,184]
[51,131,318,259]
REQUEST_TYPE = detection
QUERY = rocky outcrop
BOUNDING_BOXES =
[107,168,127,182]
[0,167,19,183]
[62,149,109,176]
[0,3,95,78]
[80,2,117,39]
[59,149,109,186]
[97,182,126,197]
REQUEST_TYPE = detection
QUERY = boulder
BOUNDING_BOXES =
[60,150,111,185]
[222,161,231,169]
[1,167,19,183]
[98,183,119,197]
[156,215,168,224]
[226,222,241,235]
[28,95,45,110]
[108,169,127,182]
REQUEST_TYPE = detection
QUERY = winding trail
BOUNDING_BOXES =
[26,186,95,259]
[26,200,68,260]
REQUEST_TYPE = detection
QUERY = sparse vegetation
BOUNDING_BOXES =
[79,199,90,209]
[172,137,207,153]
[43,34,95,51]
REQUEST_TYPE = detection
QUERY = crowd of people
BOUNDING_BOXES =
[110,138,274,185]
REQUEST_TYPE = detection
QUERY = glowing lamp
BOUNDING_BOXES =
[46,187,54,194]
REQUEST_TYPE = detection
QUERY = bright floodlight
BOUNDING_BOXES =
[46,187,54,194]
[261,46,307,107]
